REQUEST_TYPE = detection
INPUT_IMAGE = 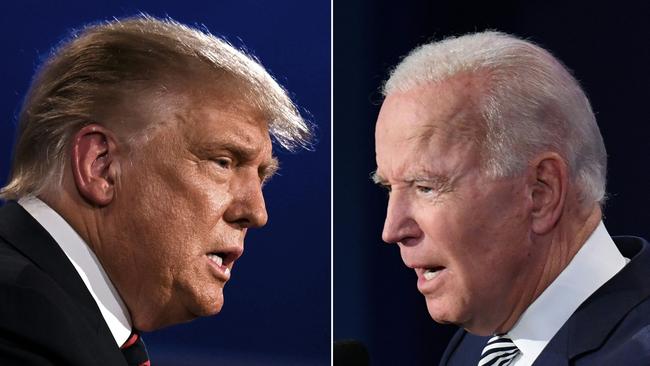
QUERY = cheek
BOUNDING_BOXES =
[452,212,531,298]
[142,169,230,233]
[417,202,482,255]
[176,258,225,311]
[421,198,526,280]
[113,169,229,273]
[460,183,530,251]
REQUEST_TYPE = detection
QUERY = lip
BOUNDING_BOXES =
[415,267,448,295]
[205,245,243,282]
[206,254,232,281]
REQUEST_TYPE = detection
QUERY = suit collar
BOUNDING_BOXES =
[0,201,106,327]
[18,197,133,345]
[564,236,650,358]
[534,236,650,364]
[444,236,650,366]
[509,221,625,364]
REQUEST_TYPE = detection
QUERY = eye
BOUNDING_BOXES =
[416,185,433,194]
[212,157,233,170]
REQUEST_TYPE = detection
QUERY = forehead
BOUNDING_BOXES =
[104,68,271,141]
[182,83,268,132]
[181,84,271,143]
[377,75,484,145]
[128,78,274,162]
[375,77,484,179]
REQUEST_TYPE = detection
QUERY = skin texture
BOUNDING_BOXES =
[44,79,276,331]
[374,76,601,335]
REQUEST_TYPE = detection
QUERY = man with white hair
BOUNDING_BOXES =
[0,15,310,365]
[373,31,650,365]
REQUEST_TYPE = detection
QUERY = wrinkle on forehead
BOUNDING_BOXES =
[405,76,486,149]
[376,74,487,183]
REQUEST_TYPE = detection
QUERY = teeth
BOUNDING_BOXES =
[208,254,224,267]
[423,269,441,281]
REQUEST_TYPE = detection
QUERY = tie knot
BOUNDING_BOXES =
[478,334,520,366]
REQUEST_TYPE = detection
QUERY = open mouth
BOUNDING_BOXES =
[423,266,445,281]
[207,252,231,276]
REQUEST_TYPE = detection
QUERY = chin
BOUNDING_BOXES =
[426,307,450,325]
[428,312,452,325]
[194,301,224,317]
[188,289,225,318]
[135,297,224,331]
[425,299,462,326]
[427,306,493,336]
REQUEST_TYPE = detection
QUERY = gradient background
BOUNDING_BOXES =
[335,1,650,365]
[0,1,330,365]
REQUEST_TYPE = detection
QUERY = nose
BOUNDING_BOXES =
[382,190,421,245]
[223,170,268,229]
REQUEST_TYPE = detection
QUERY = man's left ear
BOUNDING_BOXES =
[529,152,568,234]
[70,124,121,206]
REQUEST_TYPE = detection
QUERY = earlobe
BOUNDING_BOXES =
[71,124,119,206]
[530,153,568,234]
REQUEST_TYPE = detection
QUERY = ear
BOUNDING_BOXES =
[70,124,120,206]
[529,152,568,234]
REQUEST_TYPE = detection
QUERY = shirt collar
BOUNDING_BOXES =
[18,196,132,346]
[508,221,627,366]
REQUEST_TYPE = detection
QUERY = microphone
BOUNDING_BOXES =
[334,340,369,366]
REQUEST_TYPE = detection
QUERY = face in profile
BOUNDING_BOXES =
[374,77,537,334]
[100,81,276,331]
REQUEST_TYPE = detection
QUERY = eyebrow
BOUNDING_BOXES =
[195,140,278,181]
[370,170,385,185]
[406,171,449,182]
[197,140,258,159]
[370,169,450,186]
[260,157,280,182]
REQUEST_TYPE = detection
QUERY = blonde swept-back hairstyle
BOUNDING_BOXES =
[0,14,311,200]
[384,31,607,205]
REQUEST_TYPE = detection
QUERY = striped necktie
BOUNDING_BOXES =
[121,332,151,366]
[478,334,520,366]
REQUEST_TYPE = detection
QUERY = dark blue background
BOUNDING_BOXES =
[0,1,330,365]
[334,1,650,365]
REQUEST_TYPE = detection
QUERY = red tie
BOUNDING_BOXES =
[120,332,151,366]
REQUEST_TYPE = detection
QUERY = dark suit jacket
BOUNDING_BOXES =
[0,201,129,365]
[440,236,650,366]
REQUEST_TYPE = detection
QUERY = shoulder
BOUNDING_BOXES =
[600,298,650,358]
[573,267,650,364]
[0,237,72,311]
[0,238,97,364]
[578,318,650,365]
[0,238,70,342]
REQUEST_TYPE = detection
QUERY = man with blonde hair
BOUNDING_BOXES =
[0,15,310,365]
[374,31,650,365]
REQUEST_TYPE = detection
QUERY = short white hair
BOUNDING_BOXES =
[383,31,607,205]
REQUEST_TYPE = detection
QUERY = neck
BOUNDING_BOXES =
[38,180,105,258]
[494,203,602,334]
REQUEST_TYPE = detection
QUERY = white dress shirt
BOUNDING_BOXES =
[508,221,628,365]
[18,196,132,347]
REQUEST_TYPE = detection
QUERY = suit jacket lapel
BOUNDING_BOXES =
[531,323,570,366]
[439,330,489,365]
[0,201,115,338]
[442,237,650,366]
[536,236,650,364]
